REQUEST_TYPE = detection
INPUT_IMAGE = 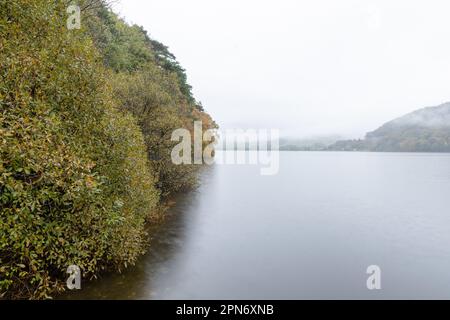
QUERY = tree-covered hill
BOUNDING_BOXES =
[329,102,450,152]
[0,0,216,299]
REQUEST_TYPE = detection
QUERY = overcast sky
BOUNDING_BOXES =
[115,0,450,138]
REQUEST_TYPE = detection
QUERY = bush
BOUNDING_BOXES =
[111,67,199,197]
[0,0,159,299]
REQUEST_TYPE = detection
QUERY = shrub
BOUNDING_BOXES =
[0,0,159,299]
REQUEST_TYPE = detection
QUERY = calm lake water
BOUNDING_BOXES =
[66,151,450,299]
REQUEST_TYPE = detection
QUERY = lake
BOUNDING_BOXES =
[66,151,450,299]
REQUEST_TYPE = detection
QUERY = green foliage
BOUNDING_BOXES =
[84,4,202,109]
[84,5,154,72]
[0,0,159,299]
[149,39,196,104]
[88,8,218,197]
[1,0,216,299]
[111,64,198,197]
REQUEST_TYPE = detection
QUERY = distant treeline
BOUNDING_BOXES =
[0,0,216,299]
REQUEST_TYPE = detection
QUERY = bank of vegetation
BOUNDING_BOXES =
[0,0,216,299]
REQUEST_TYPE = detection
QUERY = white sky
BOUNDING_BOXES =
[115,0,450,138]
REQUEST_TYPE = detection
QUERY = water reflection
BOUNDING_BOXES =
[64,152,450,299]
[64,166,216,300]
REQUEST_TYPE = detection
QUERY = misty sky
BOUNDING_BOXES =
[115,0,450,139]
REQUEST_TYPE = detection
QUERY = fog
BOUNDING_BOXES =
[115,0,450,139]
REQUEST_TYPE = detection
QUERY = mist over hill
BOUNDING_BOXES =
[279,136,343,151]
[329,102,450,152]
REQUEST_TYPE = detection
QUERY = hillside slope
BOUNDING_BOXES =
[0,0,216,299]
[330,102,450,152]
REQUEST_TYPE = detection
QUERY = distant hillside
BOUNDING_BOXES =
[329,102,450,152]
[279,136,342,151]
